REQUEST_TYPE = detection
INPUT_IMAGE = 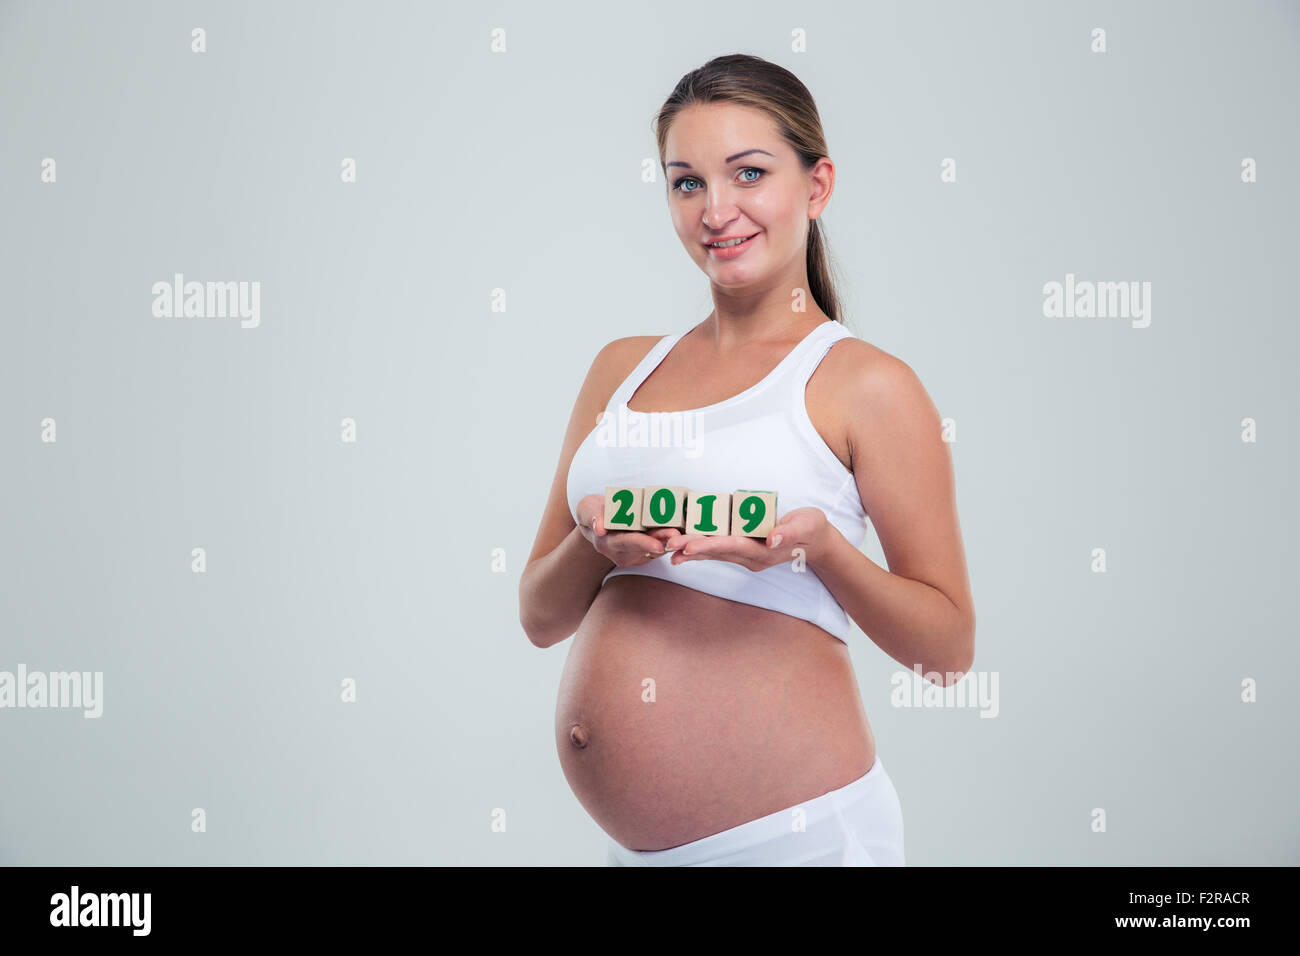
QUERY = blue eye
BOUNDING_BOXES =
[671,167,765,193]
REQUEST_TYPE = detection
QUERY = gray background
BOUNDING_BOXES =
[1,0,1296,865]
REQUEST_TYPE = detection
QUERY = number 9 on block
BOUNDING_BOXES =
[731,490,777,538]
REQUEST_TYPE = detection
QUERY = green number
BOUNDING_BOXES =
[649,488,674,524]
[610,489,636,527]
[738,495,765,534]
[692,494,718,532]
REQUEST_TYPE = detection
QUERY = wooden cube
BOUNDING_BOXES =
[731,490,778,538]
[603,485,644,531]
[641,485,687,529]
[685,490,731,536]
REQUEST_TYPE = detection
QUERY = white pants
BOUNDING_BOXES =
[605,756,905,866]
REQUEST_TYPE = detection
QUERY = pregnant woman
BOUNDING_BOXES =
[519,54,975,866]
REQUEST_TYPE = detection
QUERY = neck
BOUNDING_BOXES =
[704,271,826,349]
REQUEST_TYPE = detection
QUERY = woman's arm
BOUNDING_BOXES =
[518,335,663,649]
[806,346,976,682]
[520,523,616,649]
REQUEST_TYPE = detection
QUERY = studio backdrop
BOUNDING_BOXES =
[1,0,1296,865]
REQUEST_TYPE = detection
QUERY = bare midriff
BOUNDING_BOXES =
[555,573,876,851]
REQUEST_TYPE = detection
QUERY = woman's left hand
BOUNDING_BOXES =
[662,507,832,571]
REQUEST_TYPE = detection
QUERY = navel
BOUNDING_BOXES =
[568,724,589,749]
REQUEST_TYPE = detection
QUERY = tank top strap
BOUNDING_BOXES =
[607,331,686,409]
[783,320,856,396]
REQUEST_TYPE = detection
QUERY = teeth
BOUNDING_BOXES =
[711,235,752,248]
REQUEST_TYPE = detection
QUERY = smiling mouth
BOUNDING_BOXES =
[705,233,758,250]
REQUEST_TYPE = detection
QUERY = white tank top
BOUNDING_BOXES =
[565,319,870,644]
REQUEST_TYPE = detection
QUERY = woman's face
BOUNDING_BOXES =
[663,102,832,291]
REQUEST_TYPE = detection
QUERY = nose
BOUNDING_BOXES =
[701,192,740,230]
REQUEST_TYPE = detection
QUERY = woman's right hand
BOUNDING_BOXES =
[576,494,678,567]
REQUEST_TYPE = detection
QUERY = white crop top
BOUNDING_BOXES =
[565,319,870,644]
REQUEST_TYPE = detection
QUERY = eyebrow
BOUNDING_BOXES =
[665,148,774,170]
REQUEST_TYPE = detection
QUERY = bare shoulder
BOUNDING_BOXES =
[594,334,663,372]
[808,335,941,473]
[584,334,665,402]
[814,335,929,409]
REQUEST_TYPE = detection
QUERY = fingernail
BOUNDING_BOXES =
[772,534,783,547]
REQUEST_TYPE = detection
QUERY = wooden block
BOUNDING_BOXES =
[685,490,731,536]
[603,485,644,531]
[641,485,687,529]
[731,490,778,538]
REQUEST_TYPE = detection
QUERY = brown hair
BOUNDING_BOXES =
[653,53,844,324]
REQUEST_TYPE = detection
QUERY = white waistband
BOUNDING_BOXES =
[606,757,892,866]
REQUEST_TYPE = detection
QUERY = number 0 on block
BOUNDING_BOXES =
[641,485,687,529]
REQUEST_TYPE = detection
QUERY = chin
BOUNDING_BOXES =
[708,261,760,279]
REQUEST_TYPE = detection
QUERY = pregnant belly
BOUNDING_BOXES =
[555,574,875,851]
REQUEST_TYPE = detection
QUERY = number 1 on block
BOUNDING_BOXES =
[686,491,731,536]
